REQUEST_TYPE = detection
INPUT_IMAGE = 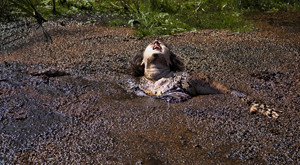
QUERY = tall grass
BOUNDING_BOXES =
[96,0,300,36]
[2,0,300,37]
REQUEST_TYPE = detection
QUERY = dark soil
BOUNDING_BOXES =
[0,12,299,164]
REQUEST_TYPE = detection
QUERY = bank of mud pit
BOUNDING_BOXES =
[0,12,299,164]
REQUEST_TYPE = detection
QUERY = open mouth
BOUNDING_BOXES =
[152,41,162,51]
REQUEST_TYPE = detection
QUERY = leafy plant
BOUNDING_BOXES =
[11,0,52,41]
[2,0,300,38]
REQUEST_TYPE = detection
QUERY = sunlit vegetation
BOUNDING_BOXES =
[1,0,300,37]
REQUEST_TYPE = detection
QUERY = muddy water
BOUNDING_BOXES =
[0,62,253,164]
[1,13,300,164]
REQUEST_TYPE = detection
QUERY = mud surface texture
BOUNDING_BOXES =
[1,12,299,164]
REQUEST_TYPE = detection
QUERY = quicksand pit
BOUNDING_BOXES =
[0,12,299,164]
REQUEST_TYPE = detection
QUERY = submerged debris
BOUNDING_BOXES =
[30,69,69,77]
[250,103,280,119]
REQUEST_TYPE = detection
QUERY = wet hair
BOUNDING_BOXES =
[130,46,184,77]
[130,50,145,77]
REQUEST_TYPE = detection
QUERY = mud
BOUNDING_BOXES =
[0,12,299,164]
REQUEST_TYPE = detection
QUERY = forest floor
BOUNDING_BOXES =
[0,11,299,164]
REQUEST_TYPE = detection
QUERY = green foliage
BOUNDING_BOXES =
[36,0,96,18]
[101,0,255,37]
[0,0,14,22]
[10,0,48,25]
[109,18,127,27]
[128,11,192,37]
[2,0,300,37]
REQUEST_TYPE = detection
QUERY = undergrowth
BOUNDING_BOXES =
[1,0,300,37]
